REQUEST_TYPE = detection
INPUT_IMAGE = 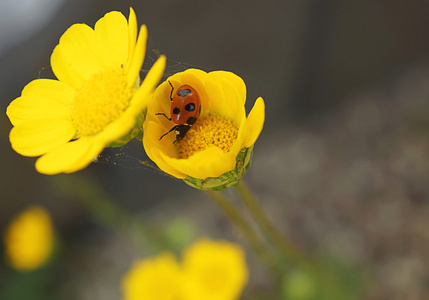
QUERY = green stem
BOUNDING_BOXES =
[235,180,313,268]
[205,190,269,263]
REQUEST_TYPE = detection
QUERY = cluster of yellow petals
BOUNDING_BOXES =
[144,69,265,180]
[6,8,165,174]
[3,206,55,272]
[121,238,248,300]
[6,7,264,180]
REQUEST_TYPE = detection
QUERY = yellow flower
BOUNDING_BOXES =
[6,8,166,175]
[143,69,265,190]
[121,252,183,300]
[4,206,55,272]
[181,238,249,300]
[121,239,248,300]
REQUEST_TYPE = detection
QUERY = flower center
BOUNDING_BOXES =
[176,113,239,159]
[70,68,133,136]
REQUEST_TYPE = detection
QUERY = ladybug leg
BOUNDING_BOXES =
[168,80,174,101]
[159,125,179,140]
[156,112,172,121]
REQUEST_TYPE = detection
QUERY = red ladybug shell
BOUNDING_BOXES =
[170,85,201,126]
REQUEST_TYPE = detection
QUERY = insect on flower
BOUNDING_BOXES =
[156,81,201,142]
[143,69,265,188]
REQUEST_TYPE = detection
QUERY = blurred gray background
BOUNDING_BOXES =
[1,0,429,299]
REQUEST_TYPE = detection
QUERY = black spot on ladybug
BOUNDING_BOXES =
[185,103,196,112]
[186,117,197,125]
[177,89,191,97]
[173,107,180,115]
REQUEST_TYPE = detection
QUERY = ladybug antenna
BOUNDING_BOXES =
[168,80,174,101]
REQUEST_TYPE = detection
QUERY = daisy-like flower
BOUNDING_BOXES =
[6,8,166,174]
[120,238,248,300]
[121,253,183,300]
[143,69,265,190]
[181,238,249,300]
[4,206,55,272]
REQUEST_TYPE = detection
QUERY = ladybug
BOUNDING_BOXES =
[156,81,201,141]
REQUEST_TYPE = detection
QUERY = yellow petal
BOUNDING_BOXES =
[127,25,147,87]
[94,11,129,68]
[142,120,183,178]
[95,109,136,145]
[143,120,178,157]
[125,7,138,73]
[10,119,76,157]
[160,146,236,179]
[7,95,70,127]
[204,75,234,119]
[51,24,104,89]
[242,97,265,148]
[220,77,245,123]
[35,137,103,175]
[22,79,74,107]
[7,79,73,126]
[143,120,186,178]
[129,55,166,113]
[147,80,174,129]
[208,71,246,104]
[176,68,207,82]
[230,117,248,155]
[150,148,187,179]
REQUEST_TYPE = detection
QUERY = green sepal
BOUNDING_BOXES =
[107,112,145,148]
[183,145,254,191]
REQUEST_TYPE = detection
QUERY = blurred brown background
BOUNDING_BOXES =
[1,0,429,299]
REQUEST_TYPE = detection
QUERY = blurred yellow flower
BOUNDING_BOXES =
[143,69,265,190]
[6,8,166,174]
[121,252,183,300]
[121,238,248,300]
[4,206,54,272]
[182,238,249,300]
